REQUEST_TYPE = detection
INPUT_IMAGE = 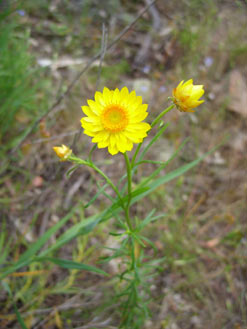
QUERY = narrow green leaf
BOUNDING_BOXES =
[132,233,146,247]
[137,211,165,231]
[130,186,150,198]
[135,160,165,166]
[13,303,29,329]
[140,236,158,253]
[66,164,80,178]
[99,250,126,263]
[109,232,124,236]
[84,183,108,208]
[88,144,97,162]
[36,257,108,276]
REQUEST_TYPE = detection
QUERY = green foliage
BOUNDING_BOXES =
[0,12,44,154]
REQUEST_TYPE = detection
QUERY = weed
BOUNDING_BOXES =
[0,12,45,155]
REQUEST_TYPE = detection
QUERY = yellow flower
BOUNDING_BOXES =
[81,87,151,155]
[53,144,72,161]
[172,79,204,112]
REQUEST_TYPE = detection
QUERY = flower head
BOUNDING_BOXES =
[53,144,72,161]
[172,79,204,112]
[81,87,151,155]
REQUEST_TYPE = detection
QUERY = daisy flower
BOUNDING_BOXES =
[81,87,151,155]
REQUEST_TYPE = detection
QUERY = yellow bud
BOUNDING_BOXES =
[53,144,72,161]
[172,79,204,112]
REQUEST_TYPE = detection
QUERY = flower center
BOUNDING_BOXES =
[101,105,129,132]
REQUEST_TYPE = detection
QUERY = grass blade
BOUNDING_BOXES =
[35,257,108,276]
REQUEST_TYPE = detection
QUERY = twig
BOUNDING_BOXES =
[31,130,80,144]
[96,22,108,90]
[11,0,158,154]
[145,0,161,31]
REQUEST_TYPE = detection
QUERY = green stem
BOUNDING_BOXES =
[151,104,174,128]
[90,163,123,206]
[68,155,88,166]
[124,208,133,232]
[131,143,142,168]
[123,153,133,231]
[124,153,132,206]
[69,155,125,208]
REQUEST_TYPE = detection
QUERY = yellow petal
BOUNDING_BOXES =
[87,100,102,115]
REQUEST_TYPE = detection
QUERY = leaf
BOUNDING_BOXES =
[135,160,165,166]
[109,232,124,236]
[137,210,165,231]
[84,183,108,208]
[35,257,108,276]
[140,236,157,253]
[66,164,80,178]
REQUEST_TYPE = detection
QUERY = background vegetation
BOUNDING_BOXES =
[0,0,246,328]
